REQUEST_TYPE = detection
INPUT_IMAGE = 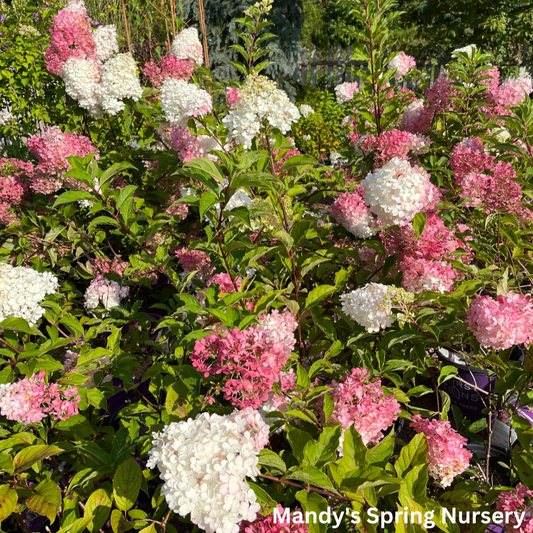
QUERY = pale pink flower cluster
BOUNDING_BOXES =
[142,57,195,89]
[373,129,430,166]
[467,293,533,350]
[0,370,80,424]
[170,126,218,162]
[330,367,401,446]
[84,275,129,310]
[331,187,377,239]
[175,248,213,280]
[410,415,472,487]
[399,99,434,134]
[191,310,297,408]
[240,505,309,533]
[260,369,298,419]
[400,257,457,294]
[486,70,533,109]
[388,52,416,80]
[225,87,240,108]
[335,81,359,105]
[496,484,533,533]
[27,127,98,194]
[0,159,33,225]
[44,0,96,76]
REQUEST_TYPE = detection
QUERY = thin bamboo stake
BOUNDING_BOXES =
[121,0,132,53]
[198,0,210,69]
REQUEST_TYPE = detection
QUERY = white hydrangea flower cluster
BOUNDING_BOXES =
[92,25,119,63]
[222,74,300,149]
[84,276,129,310]
[330,151,348,168]
[0,108,13,126]
[299,104,315,118]
[170,27,204,65]
[0,264,59,326]
[62,58,102,117]
[361,157,436,226]
[334,81,359,105]
[95,53,143,115]
[161,78,213,127]
[147,408,269,533]
[340,283,398,333]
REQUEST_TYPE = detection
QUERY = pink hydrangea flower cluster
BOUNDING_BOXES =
[90,256,128,276]
[410,415,472,487]
[388,52,416,80]
[399,99,434,134]
[400,256,457,294]
[44,0,96,76]
[467,292,533,350]
[165,193,189,219]
[486,71,533,109]
[450,138,530,219]
[260,369,298,417]
[373,129,430,166]
[226,87,240,109]
[496,484,533,533]
[240,505,309,533]
[331,187,377,239]
[330,367,401,446]
[170,126,218,163]
[425,75,460,114]
[382,213,466,263]
[0,370,80,424]
[142,57,195,89]
[27,126,99,194]
[191,310,297,408]
[0,159,33,225]
[175,248,213,280]
[382,213,468,294]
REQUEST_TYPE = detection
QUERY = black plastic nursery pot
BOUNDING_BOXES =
[436,347,495,422]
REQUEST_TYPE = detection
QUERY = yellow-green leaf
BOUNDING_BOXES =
[26,479,61,524]
[113,458,142,512]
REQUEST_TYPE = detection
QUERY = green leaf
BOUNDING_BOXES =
[281,154,316,171]
[26,479,61,524]
[56,415,95,439]
[258,449,287,473]
[165,379,194,419]
[295,491,328,533]
[323,394,334,423]
[0,317,34,335]
[113,458,142,511]
[58,516,95,533]
[286,425,313,463]
[297,364,311,388]
[110,509,133,533]
[305,285,336,309]
[13,445,63,473]
[53,190,95,208]
[0,485,17,521]
[412,212,427,240]
[247,482,277,513]
[85,489,112,533]
[395,432,428,478]
[200,191,219,218]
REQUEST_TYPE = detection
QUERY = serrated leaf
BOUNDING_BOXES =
[258,449,286,473]
[305,285,336,309]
